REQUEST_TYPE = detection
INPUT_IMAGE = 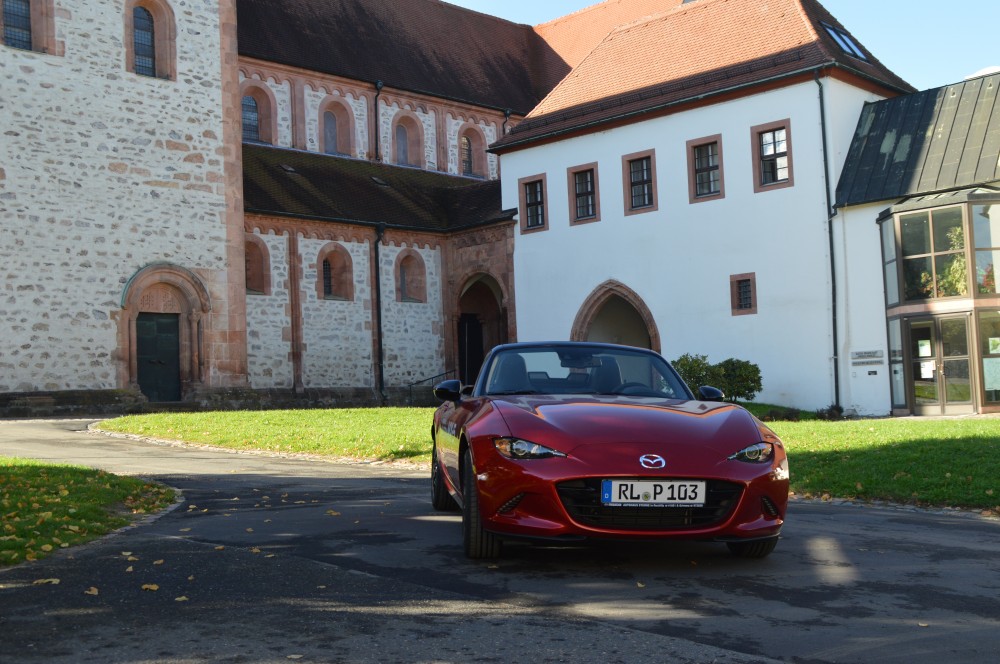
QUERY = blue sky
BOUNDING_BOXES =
[445,0,999,91]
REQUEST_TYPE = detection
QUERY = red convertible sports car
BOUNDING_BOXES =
[431,341,789,559]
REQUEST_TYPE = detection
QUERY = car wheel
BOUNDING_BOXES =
[726,537,778,559]
[430,440,458,511]
[462,448,501,559]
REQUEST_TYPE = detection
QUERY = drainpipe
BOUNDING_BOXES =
[815,71,841,409]
[373,80,384,162]
[373,223,387,403]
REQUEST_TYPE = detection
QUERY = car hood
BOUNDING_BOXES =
[491,396,773,457]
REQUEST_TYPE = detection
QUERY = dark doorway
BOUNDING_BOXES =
[458,313,485,385]
[457,277,506,385]
[136,313,182,402]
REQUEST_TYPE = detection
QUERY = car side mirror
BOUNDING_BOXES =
[698,385,725,402]
[433,379,464,403]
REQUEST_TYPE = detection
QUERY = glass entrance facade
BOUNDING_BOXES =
[881,194,1000,414]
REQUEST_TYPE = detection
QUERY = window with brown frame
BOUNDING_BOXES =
[244,237,271,296]
[751,120,794,192]
[2,0,58,55]
[567,163,600,224]
[687,135,724,203]
[621,150,657,215]
[396,251,426,303]
[518,173,548,233]
[317,244,354,301]
[124,0,175,80]
[730,273,757,316]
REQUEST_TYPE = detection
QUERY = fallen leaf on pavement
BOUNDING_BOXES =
[33,578,60,585]
[141,584,159,591]
[84,587,99,596]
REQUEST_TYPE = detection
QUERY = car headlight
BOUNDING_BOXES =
[494,437,567,460]
[728,442,774,464]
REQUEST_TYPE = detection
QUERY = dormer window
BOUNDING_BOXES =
[821,22,867,61]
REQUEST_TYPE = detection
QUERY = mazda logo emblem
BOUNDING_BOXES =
[639,454,666,469]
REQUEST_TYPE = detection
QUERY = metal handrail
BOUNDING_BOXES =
[407,369,456,404]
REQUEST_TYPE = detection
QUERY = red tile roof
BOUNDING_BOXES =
[496,0,913,151]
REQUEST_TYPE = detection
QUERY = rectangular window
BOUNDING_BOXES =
[518,173,548,233]
[973,203,1000,296]
[898,206,967,301]
[751,120,794,193]
[687,135,725,203]
[621,150,657,216]
[730,273,757,316]
[630,157,653,208]
[2,0,32,50]
[567,163,600,224]
[760,129,787,185]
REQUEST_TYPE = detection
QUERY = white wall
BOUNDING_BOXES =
[503,79,893,413]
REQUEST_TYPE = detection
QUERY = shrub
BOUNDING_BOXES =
[672,354,762,402]
[672,353,724,393]
[716,358,763,402]
[815,403,845,420]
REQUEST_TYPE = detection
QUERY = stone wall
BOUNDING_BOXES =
[299,237,374,388]
[245,231,293,388]
[0,0,243,394]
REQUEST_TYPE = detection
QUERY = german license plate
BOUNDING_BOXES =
[601,479,706,507]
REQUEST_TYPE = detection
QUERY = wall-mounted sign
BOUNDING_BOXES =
[851,350,884,366]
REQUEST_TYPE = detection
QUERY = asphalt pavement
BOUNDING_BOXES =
[1,419,999,664]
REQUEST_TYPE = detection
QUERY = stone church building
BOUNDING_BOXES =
[0,0,598,412]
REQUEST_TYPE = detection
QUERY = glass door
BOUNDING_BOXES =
[907,316,974,415]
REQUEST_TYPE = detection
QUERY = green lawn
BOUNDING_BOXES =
[0,457,175,567]
[96,407,1000,512]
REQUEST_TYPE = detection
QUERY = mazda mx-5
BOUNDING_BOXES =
[430,341,789,559]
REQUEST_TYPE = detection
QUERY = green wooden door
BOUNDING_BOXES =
[136,313,181,402]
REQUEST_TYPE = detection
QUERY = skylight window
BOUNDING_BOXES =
[821,22,867,61]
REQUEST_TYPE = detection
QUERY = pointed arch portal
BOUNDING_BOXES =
[571,280,660,352]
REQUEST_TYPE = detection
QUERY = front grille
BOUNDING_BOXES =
[556,478,743,531]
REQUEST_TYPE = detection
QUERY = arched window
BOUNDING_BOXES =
[239,82,276,145]
[396,251,426,303]
[458,126,486,178]
[244,236,271,295]
[395,124,409,166]
[316,244,354,301]
[319,98,355,156]
[242,95,261,143]
[460,135,473,175]
[124,0,176,80]
[391,114,424,168]
[132,6,155,77]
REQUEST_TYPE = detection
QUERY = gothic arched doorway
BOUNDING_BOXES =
[457,275,507,384]
[571,280,660,352]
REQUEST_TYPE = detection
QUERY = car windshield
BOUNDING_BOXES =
[482,346,690,399]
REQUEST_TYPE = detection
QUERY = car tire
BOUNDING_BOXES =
[462,448,501,559]
[431,440,458,511]
[726,537,778,559]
